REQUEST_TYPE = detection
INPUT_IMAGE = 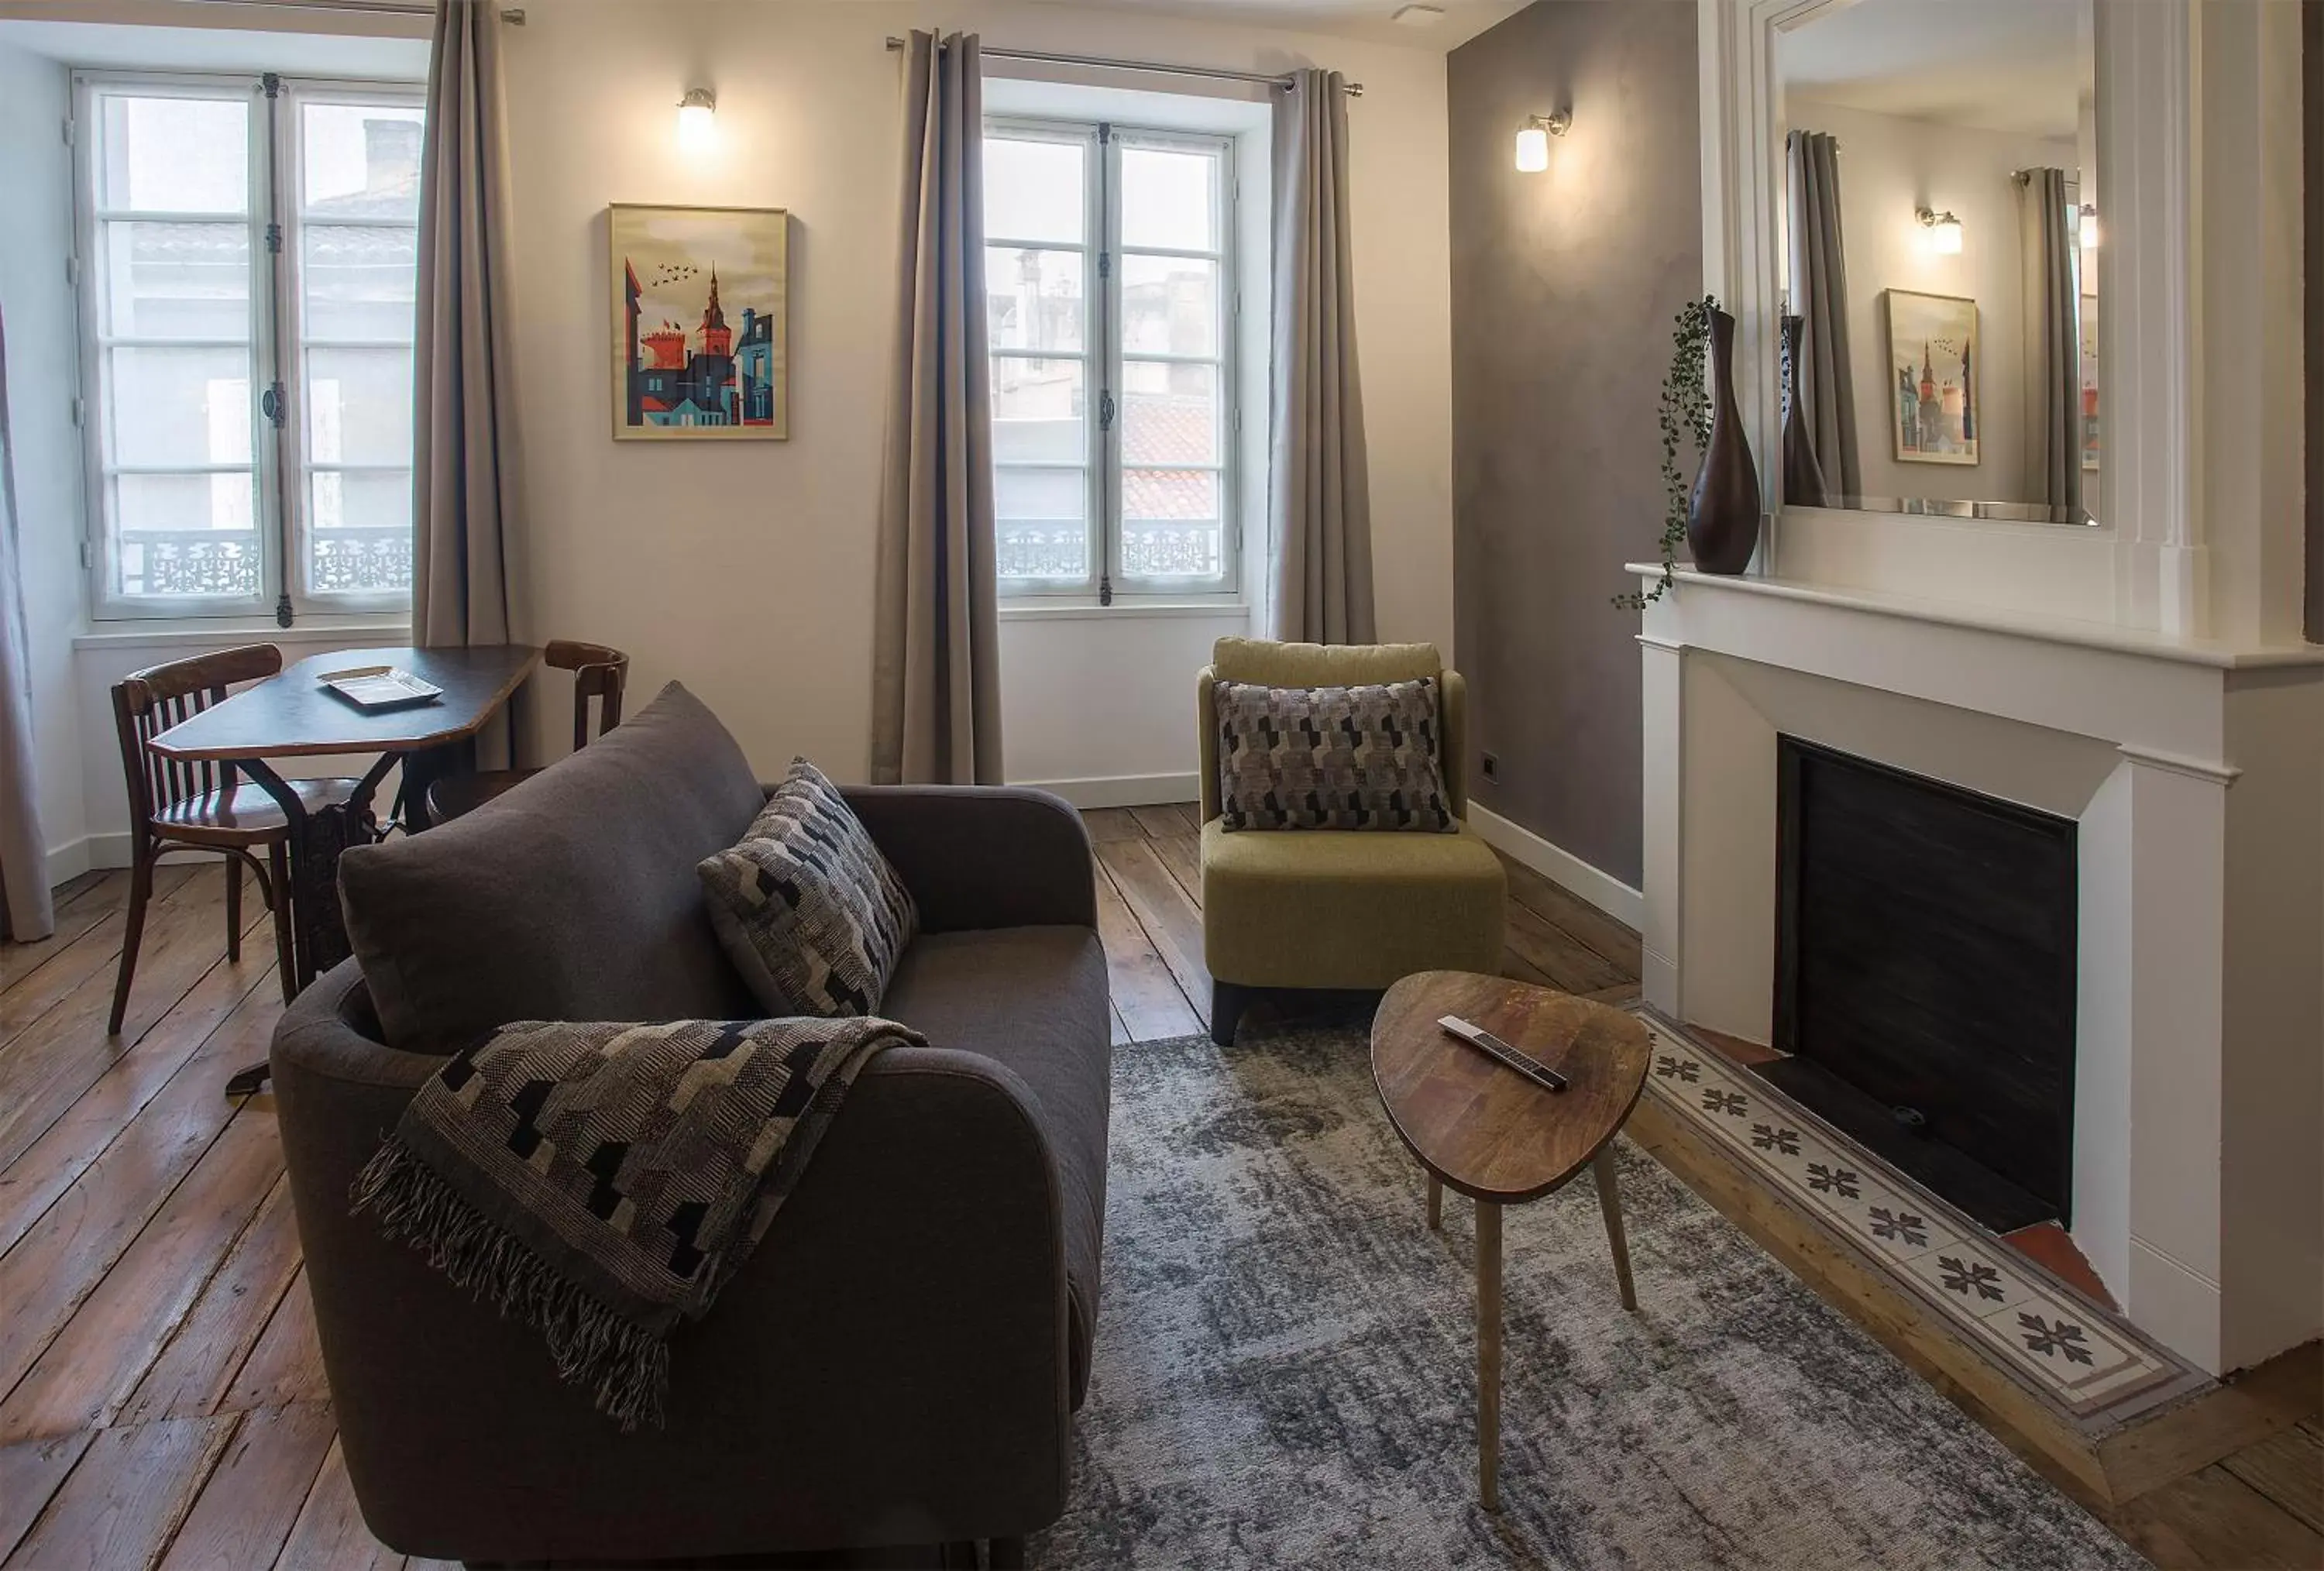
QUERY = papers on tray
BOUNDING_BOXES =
[316,665,445,711]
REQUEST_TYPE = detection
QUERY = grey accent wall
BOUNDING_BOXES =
[2306,0,2321,641]
[1449,0,1703,889]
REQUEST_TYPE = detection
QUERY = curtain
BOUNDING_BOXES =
[1269,70,1376,645]
[0,306,53,941]
[414,0,522,651]
[1786,130,1861,500]
[2016,167,2082,517]
[871,32,1002,786]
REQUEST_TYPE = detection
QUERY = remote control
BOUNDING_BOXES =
[1438,1015,1569,1092]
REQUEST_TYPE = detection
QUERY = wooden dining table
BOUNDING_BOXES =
[148,644,541,1091]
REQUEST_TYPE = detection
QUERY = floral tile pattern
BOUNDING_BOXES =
[1635,1014,2205,1425]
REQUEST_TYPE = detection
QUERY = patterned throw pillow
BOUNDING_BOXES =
[697,760,919,1016]
[1214,677,1455,832]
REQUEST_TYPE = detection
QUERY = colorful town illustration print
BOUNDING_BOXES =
[1885,289,1978,466]
[610,204,787,439]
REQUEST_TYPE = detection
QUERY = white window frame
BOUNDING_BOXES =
[72,69,423,624]
[985,115,1240,603]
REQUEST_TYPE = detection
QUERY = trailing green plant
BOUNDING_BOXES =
[1614,293,1720,610]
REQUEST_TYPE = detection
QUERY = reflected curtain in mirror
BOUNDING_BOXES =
[1786,130,1860,503]
[872,31,1004,786]
[0,306,52,940]
[2015,167,2081,517]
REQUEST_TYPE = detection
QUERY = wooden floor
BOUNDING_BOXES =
[0,810,2314,1569]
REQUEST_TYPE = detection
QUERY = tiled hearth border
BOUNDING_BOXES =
[1631,1010,2212,1434]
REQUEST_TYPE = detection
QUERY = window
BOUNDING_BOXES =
[75,72,423,620]
[984,119,1238,600]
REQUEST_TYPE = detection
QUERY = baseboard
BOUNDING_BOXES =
[1013,772,1201,810]
[46,836,94,889]
[1466,804,1645,932]
[73,831,136,874]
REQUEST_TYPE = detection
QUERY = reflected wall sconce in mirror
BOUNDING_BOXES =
[1515,110,1570,174]
[678,88,718,153]
[2078,203,2099,249]
[1916,207,1964,254]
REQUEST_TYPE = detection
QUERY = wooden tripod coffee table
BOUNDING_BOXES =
[1371,970,1653,1510]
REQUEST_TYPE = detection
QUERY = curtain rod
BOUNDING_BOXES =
[883,35,1362,97]
[177,0,527,21]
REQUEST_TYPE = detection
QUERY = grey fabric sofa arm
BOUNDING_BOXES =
[835,784,1097,933]
[271,961,1074,1563]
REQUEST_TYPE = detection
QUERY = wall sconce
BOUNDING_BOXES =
[1514,110,1569,174]
[677,88,717,153]
[2078,203,2099,249]
[1917,207,1964,254]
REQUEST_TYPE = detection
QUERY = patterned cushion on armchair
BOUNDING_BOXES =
[1212,677,1456,832]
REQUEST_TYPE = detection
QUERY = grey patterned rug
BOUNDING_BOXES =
[1033,1026,2148,1570]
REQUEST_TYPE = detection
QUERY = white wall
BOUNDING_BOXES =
[502,0,1453,788]
[0,36,91,884]
[1788,98,2077,510]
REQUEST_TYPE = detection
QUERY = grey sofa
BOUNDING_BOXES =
[270,682,1109,1566]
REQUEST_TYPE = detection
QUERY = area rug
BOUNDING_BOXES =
[1033,1025,2148,1569]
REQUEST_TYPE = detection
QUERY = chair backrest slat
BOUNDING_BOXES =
[111,644,283,830]
[543,639,631,753]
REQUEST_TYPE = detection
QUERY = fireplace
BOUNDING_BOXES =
[1765,737,2077,1235]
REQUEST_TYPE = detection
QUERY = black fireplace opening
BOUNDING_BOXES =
[1765,737,2078,1234]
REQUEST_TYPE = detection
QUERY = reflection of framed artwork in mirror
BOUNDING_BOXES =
[2078,294,2100,472]
[1884,290,1978,466]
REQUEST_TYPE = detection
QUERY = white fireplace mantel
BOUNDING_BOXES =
[1631,563,2324,1378]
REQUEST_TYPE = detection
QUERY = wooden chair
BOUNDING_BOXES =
[108,644,366,1034]
[421,640,631,825]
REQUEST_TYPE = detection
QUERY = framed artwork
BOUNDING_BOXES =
[2078,293,2100,472]
[1885,290,1978,466]
[609,203,788,439]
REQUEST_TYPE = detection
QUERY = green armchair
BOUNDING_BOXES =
[1197,638,1508,1045]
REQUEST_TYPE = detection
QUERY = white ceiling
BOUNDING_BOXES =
[1039,0,1529,53]
[1779,0,2089,139]
[0,17,429,76]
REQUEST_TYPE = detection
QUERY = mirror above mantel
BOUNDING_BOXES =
[1775,0,2098,527]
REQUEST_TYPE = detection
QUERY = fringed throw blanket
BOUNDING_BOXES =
[352,1015,922,1430]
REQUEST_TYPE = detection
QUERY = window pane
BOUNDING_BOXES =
[998,523,1092,583]
[306,471,414,595]
[99,95,249,213]
[985,247,1085,353]
[1120,145,1215,252]
[108,347,252,466]
[1121,361,1219,466]
[100,222,250,339]
[995,466,1087,521]
[301,102,424,219]
[301,225,418,340]
[984,137,1084,244]
[1120,255,1218,358]
[112,473,260,599]
[991,357,1086,462]
[305,346,413,465]
[1122,468,1219,522]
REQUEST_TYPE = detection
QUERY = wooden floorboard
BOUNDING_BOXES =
[1,823,2309,1569]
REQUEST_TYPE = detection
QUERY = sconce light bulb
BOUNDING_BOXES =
[1917,207,1963,255]
[2078,204,2099,250]
[1514,111,1566,174]
[677,88,717,153]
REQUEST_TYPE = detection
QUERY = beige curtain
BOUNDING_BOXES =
[1786,130,1861,500]
[2016,167,2082,517]
[0,306,53,940]
[871,31,1003,786]
[1270,69,1376,645]
[414,0,522,651]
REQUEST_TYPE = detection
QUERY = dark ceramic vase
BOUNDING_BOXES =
[1688,307,1762,575]
[1779,314,1828,509]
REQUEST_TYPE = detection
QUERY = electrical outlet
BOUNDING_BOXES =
[1480,751,1500,785]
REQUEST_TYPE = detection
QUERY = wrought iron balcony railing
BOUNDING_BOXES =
[120,527,414,599]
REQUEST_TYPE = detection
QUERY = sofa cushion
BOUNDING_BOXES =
[339,681,764,1054]
[699,760,919,1016]
[1200,816,1506,990]
[878,926,1111,1408]
[1213,676,1455,833]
